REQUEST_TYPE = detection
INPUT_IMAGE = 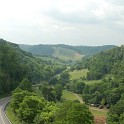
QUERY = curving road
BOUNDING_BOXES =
[0,97,11,124]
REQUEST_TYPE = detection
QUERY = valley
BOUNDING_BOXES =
[0,39,124,124]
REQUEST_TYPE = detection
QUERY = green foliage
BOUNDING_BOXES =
[82,78,123,106]
[28,45,124,124]
[54,101,94,124]
[107,96,124,124]
[59,71,70,86]
[0,39,67,95]
[52,46,83,61]
[84,80,101,85]
[17,96,47,123]
[89,107,108,117]
[74,45,124,80]
[6,105,23,124]
[0,39,25,95]
[66,80,85,94]
[49,77,58,85]
[39,83,56,102]
[10,88,94,124]
[39,82,63,102]
[69,69,88,80]
[20,44,54,56]
[55,84,63,101]
[87,46,124,79]
[10,90,36,113]
[18,78,32,92]
[20,44,116,58]
[34,102,58,124]
[34,112,54,124]
[62,90,78,101]
[10,89,57,124]
[70,45,124,111]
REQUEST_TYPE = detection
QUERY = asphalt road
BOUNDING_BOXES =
[0,97,11,124]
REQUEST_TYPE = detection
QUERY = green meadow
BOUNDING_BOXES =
[69,69,88,80]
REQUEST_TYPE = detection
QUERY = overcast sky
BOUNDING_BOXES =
[0,0,124,46]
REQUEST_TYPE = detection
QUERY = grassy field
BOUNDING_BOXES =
[69,69,88,80]
[69,69,102,85]
[84,80,102,85]
[53,47,83,61]
[89,107,108,116]
[62,90,79,101]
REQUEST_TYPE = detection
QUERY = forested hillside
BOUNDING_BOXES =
[56,44,116,57]
[74,45,124,80]
[1,38,123,124]
[0,39,66,96]
[19,44,116,60]
[70,45,124,123]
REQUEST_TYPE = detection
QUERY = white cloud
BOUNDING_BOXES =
[0,0,124,45]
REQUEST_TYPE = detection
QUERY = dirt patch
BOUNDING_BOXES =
[94,116,106,124]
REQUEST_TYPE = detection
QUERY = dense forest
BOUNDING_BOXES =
[0,39,66,96]
[69,45,124,123]
[1,38,124,124]
[73,45,124,80]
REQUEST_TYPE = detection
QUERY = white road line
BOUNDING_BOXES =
[4,102,12,124]
[4,111,12,124]
[0,106,5,124]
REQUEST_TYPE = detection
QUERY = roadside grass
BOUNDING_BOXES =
[0,96,6,99]
[6,105,27,124]
[69,69,88,80]
[0,94,10,99]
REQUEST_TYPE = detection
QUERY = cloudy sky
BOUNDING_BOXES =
[0,0,124,46]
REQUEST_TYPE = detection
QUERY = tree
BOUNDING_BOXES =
[107,97,124,124]
[40,83,56,102]
[10,90,36,113]
[76,81,85,94]
[49,77,58,85]
[0,42,22,94]
[59,71,70,86]
[54,101,94,124]
[34,102,58,124]
[17,96,47,123]
[55,84,63,101]
[18,78,32,92]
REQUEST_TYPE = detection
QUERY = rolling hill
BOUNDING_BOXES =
[0,39,66,95]
[19,44,116,61]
